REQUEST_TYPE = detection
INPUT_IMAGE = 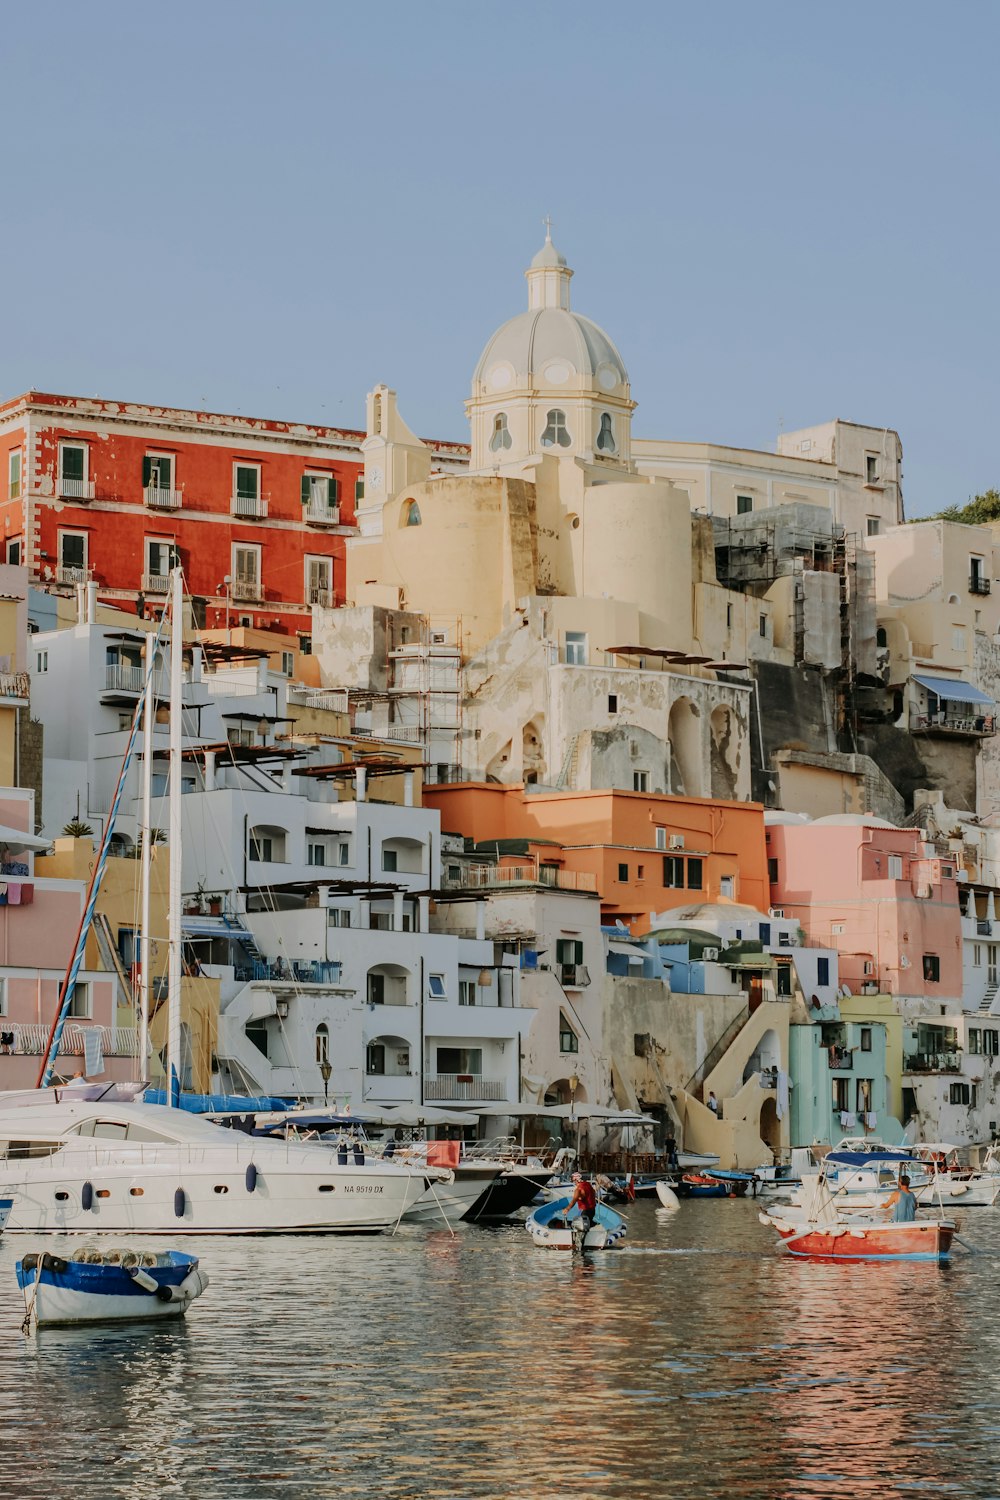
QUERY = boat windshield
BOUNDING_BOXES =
[71,1119,175,1143]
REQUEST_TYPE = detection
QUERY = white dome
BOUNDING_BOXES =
[473,307,628,392]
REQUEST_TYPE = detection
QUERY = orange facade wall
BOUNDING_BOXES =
[426,784,769,928]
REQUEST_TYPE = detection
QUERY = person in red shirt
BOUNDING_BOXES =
[564,1173,597,1231]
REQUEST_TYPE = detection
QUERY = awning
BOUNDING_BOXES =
[181,917,249,938]
[608,941,647,962]
[0,823,52,852]
[913,673,993,706]
[377,1105,480,1127]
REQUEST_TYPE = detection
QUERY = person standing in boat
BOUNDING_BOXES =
[563,1173,597,1231]
[883,1174,918,1222]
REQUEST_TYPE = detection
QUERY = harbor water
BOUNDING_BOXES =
[3,1199,1000,1499]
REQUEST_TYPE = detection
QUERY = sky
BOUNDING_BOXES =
[1,1,996,517]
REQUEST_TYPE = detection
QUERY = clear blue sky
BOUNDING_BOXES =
[2,1,995,516]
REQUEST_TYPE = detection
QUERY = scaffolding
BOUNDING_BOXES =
[385,616,463,782]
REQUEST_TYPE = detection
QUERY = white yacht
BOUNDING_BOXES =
[0,1094,433,1234]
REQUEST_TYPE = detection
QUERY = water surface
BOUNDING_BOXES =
[1,1201,998,1499]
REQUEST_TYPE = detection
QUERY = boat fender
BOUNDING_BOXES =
[245,1163,258,1194]
[337,1148,348,1165]
[174,1187,186,1219]
[41,1254,68,1275]
[156,1266,209,1304]
[81,1181,94,1211]
[20,1254,39,1272]
[126,1266,161,1294]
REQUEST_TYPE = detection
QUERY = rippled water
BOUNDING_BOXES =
[2,1201,1000,1499]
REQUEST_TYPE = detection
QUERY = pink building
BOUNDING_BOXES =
[766,814,962,1002]
[0,788,124,1088]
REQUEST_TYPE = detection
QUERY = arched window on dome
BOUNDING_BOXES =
[490,414,512,453]
[596,413,616,454]
[402,500,422,527]
[541,410,571,449]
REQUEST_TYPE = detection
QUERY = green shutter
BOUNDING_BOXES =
[329,477,339,505]
[301,475,311,504]
[142,457,152,487]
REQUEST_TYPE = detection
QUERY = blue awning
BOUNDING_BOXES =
[913,673,993,706]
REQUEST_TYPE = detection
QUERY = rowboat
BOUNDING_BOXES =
[675,1172,742,1199]
[525,1195,627,1251]
[17,1248,209,1328]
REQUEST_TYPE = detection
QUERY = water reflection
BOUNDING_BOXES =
[1,1206,999,1497]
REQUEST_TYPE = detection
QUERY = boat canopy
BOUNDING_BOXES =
[826,1150,920,1167]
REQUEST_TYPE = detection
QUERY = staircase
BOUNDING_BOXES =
[220,910,268,978]
[978,981,999,1015]
[683,1004,751,1100]
[555,734,580,790]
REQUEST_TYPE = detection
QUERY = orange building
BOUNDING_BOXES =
[424,784,769,931]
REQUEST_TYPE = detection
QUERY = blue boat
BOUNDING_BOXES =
[525,1195,627,1250]
[17,1249,209,1329]
[675,1172,744,1198]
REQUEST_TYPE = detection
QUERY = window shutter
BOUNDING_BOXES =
[329,477,339,505]
[301,476,311,504]
[142,457,152,488]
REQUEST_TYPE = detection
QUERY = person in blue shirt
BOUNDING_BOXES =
[884,1174,918,1222]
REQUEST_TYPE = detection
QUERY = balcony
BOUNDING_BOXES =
[307,585,333,607]
[142,572,171,594]
[448,860,598,893]
[230,494,268,520]
[911,711,995,738]
[971,574,992,596]
[560,963,591,989]
[0,671,30,703]
[105,663,144,694]
[144,486,182,511]
[424,1073,507,1102]
[231,578,262,602]
[4,1023,140,1057]
[977,919,993,937]
[904,1052,962,1073]
[304,500,341,526]
[58,477,95,502]
[827,1045,853,1071]
[56,565,87,586]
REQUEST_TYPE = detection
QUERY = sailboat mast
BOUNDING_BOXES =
[138,632,155,1083]
[166,568,184,1107]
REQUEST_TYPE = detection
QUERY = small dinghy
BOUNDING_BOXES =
[675,1173,740,1199]
[17,1248,209,1330]
[525,1195,627,1251]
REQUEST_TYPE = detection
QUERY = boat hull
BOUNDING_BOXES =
[465,1164,555,1222]
[17,1250,209,1326]
[775,1220,955,1261]
[402,1167,500,1226]
[525,1196,627,1251]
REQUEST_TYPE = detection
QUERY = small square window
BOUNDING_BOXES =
[867,516,881,537]
[860,1026,872,1052]
[608,694,618,713]
[618,862,629,882]
[281,651,294,677]
[759,614,768,638]
[866,455,879,484]
[382,849,398,873]
[736,494,753,515]
[687,858,704,891]
[428,974,446,999]
[923,954,940,983]
[6,540,20,565]
[633,771,648,793]
[768,857,779,884]
[816,956,830,987]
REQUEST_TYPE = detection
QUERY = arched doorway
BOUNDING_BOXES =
[710,705,738,799]
[760,1096,780,1157]
[668,697,703,797]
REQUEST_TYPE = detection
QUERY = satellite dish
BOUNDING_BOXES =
[616,919,628,931]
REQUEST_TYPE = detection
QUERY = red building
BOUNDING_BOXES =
[0,391,466,642]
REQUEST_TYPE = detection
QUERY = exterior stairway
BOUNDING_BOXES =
[978,981,1000,1015]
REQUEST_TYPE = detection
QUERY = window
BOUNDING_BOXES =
[663,856,684,888]
[382,849,398,873]
[817,957,830,987]
[355,476,364,503]
[68,982,91,1019]
[596,413,616,453]
[306,556,333,607]
[367,973,385,1005]
[633,771,648,792]
[327,908,351,928]
[655,828,667,851]
[867,516,881,537]
[540,409,571,449]
[234,464,259,500]
[768,857,779,884]
[428,974,446,999]
[608,694,618,713]
[860,1026,872,1052]
[687,858,704,891]
[403,500,422,526]
[146,539,180,580]
[726,603,733,629]
[832,1077,850,1112]
[985,1029,999,1057]
[315,1024,329,1064]
[888,854,903,880]
[490,413,512,452]
[556,939,584,970]
[736,494,753,515]
[458,979,476,1007]
[301,474,338,510]
[437,1046,481,1076]
[59,443,87,492]
[6,540,20,565]
[866,454,879,485]
[617,862,629,882]
[232,543,260,599]
[307,842,326,867]
[338,842,350,867]
[563,631,587,665]
[950,1082,971,1106]
[8,450,21,499]
[759,922,771,946]
[249,833,272,861]
[923,954,941,983]
[228,726,254,748]
[969,1028,981,1054]
[720,874,735,899]
[775,964,792,997]
[974,944,982,968]
[559,1014,579,1053]
[366,1042,385,1075]
[35,649,48,673]
[952,628,966,652]
[876,627,888,648]
[143,454,174,491]
[58,530,87,582]
[759,614,767,638]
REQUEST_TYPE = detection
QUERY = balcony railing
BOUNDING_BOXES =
[424,1073,507,1101]
[904,1052,962,1073]
[449,861,598,893]
[304,501,341,526]
[144,486,182,510]
[230,494,268,519]
[58,477,95,501]
[977,919,993,937]
[911,711,995,738]
[971,575,992,596]
[560,963,591,988]
[289,687,349,713]
[5,1023,141,1057]
[307,586,333,607]
[142,572,172,594]
[0,671,30,701]
[56,565,87,585]
[231,578,262,602]
[105,664,144,693]
[827,1046,853,1071]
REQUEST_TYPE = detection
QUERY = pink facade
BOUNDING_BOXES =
[767,819,962,1001]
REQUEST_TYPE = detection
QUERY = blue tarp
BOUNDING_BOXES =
[913,673,993,706]
[142,1090,295,1113]
[826,1150,918,1167]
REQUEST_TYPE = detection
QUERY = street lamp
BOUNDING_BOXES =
[319,1058,332,1108]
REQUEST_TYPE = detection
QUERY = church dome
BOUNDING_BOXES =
[472,230,629,396]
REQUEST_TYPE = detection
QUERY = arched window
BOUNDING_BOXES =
[876,627,888,648]
[541,409,571,449]
[490,413,512,452]
[315,1023,329,1064]
[403,500,422,527]
[596,413,616,453]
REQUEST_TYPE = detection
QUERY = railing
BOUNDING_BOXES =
[142,573,171,594]
[978,919,993,937]
[351,724,422,743]
[144,486,182,510]
[971,575,992,596]
[58,477,95,501]
[195,672,265,698]
[911,712,995,737]
[289,687,349,713]
[0,672,30,700]
[304,501,341,525]
[5,1023,141,1057]
[230,494,268,519]
[828,1046,853,1071]
[231,578,262,601]
[560,964,591,988]
[105,664,144,693]
[452,861,598,893]
[904,1052,962,1073]
[56,565,87,585]
[307,587,333,607]
[682,1003,751,1097]
[424,1074,508,1101]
